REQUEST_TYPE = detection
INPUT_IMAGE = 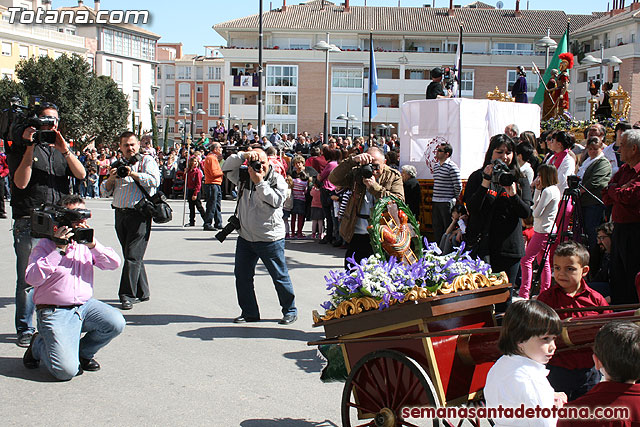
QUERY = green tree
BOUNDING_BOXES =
[0,77,27,110]
[11,54,128,150]
[163,116,169,152]
[148,98,158,148]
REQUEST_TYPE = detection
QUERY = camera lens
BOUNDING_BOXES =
[359,164,374,179]
[249,160,262,172]
[117,166,129,178]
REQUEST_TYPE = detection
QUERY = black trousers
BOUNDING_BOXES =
[344,233,373,269]
[115,209,152,301]
[432,200,454,246]
[0,177,5,215]
[610,222,640,304]
[187,188,206,225]
[320,188,333,241]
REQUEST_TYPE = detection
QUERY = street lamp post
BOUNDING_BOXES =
[582,49,623,91]
[180,107,206,141]
[581,48,622,119]
[536,28,557,71]
[336,113,349,138]
[314,36,341,142]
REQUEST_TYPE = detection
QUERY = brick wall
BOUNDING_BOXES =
[470,65,515,100]
[619,59,640,122]
[296,61,327,135]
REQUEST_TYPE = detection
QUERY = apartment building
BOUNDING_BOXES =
[570,1,640,121]
[212,0,601,137]
[156,43,225,142]
[0,0,89,81]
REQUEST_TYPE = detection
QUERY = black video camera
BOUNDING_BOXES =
[0,96,58,149]
[215,215,240,243]
[567,175,580,190]
[111,154,142,178]
[491,159,516,187]
[442,67,454,90]
[31,203,94,245]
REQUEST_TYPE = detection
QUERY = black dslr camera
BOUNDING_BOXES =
[355,163,378,179]
[111,154,142,178]
[491,159,517,187]
[31,203,94,244]
[238,159,262,187]
[215,215,240,243]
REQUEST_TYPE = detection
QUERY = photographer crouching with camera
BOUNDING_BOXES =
[22,195,125,380]
[329,147,405,268]
[463,134,532,286]
[101,131,160,310]
[220,148,297,325]
[6,102,86,347]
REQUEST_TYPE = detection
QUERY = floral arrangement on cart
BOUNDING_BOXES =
[312,196,509,324]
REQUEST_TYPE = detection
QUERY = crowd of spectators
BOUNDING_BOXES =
[2,120,638,308]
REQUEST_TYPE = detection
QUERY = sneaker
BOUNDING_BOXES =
[285,233,291,240]
[23,332,39,369]
[17,331,33,348]
[279,314,297,325]
[296,233,306,239]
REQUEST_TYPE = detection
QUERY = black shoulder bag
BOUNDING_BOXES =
[133,180,173,224]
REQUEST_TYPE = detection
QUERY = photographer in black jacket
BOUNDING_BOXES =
[6,102,85,347]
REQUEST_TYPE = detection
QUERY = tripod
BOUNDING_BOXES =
[530,180,604,295]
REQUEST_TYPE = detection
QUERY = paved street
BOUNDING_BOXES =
[0,198,345,427]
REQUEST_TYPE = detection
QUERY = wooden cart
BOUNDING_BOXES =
[311,285,640,427]
[312,284,511,427]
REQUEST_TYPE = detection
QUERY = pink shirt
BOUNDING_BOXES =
[311,187,322,208]
[26,238,121,306]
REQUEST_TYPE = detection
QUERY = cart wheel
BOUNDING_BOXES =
[341,350,440,427]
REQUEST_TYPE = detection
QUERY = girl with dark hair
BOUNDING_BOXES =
[519,130,541,174]
[546,130,576,194]
[537,130,554,164]
[463,134,533,284]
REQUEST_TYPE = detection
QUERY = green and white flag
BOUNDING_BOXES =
[532,29,568,105]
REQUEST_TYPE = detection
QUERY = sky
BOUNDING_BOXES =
[52,0,610,54]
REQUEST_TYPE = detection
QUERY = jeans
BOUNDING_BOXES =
[202,183,223,228]
[12,218,38,335]
[32,299,126,380]
[234,237,297,319]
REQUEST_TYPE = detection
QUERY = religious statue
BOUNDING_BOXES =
[550,52,574,118]
[511,65,528,103]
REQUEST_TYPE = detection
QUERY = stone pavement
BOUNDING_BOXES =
[0,198,345,427]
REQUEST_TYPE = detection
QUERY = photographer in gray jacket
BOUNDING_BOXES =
[221,148,297,325]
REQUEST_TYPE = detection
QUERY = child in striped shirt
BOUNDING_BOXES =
[290,171,309,239]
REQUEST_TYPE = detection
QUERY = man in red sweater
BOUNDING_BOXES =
[602,129,640,304]
[557,321,640,426]
[202,143,224,231]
